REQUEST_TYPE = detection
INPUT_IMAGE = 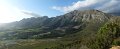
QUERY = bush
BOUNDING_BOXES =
[88,20,120,49]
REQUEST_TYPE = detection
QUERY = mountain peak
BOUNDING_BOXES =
[62,10,112,22]
[71,9,104,14]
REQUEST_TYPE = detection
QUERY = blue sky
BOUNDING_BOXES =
[0,0,79,23]
[7,0,80,17]
[0,0,120,23]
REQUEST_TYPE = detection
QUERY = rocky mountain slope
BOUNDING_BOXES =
[0,10,112,30]
[0,10,119,49]
[0,10,112,39]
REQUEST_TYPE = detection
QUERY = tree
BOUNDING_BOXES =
[88,19,120,49]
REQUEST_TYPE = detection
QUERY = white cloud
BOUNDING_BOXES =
[52,0,120,14]
[0,0,33,23]
[96,0,120,13]
[52,0,95,12]
[21,10,41,17]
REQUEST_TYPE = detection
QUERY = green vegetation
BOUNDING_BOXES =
[88,18,120,49]
[0,10,120,49]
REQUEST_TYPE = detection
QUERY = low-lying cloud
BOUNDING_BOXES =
[52,0,120,15]
[22,10,41,17]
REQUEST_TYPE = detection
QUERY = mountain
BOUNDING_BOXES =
[0,10,120,49]
[0,10,112,39]
[2,10,112,28]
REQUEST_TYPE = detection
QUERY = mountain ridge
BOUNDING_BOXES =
[0,9,113,39]
[0,10,120,49]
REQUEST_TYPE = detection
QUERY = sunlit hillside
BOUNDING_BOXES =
[0,0,120,49]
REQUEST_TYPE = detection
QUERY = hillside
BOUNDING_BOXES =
[0,10,119,49]
[0,10,112,39]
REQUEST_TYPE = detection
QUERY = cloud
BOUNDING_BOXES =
[22,10,41,17]
[0,0,36,23]
[52,0,120,15]
[0,0,34,23]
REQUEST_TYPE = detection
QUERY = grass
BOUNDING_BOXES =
[0,39,56,49]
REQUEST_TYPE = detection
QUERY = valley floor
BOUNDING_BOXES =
[0,39,60,49]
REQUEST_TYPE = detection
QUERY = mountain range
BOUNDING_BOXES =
[0,10,119,49]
